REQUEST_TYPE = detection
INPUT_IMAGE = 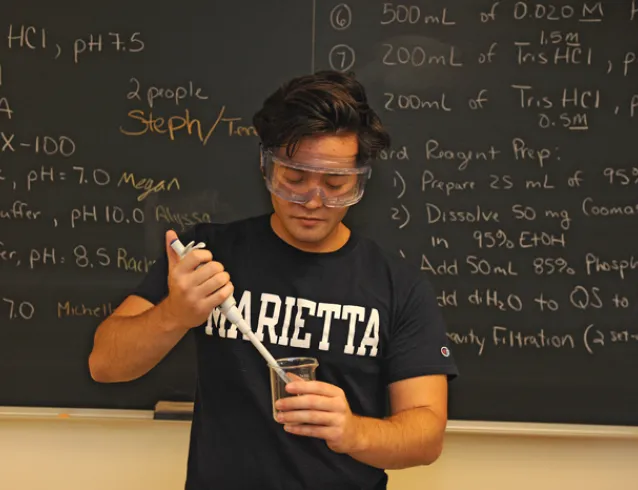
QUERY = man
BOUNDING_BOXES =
[89,70,458,490]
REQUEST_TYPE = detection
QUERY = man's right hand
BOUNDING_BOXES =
[161,230,234,330]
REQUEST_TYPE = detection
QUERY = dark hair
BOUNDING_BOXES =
[253,70,391,163]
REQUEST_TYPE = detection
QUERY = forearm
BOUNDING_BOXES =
[89,299,190,383]
[347,407,445,470]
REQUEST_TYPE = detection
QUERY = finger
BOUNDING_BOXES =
[200,281,234,310]
[283,424,337,440]
[285,381,342,397]
[196,272,231,297]
[165,230,180,268]
[277,410,337,426]
[190,261,225,287]
[178,249,213,272]
[275,394,336,412]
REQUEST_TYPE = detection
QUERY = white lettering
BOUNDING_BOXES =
[277,296,296,346]
[342,305,366,355]
[356,308,380,356]
[290,299,315,348]
[316,303,341,351]
[256,293,280,343]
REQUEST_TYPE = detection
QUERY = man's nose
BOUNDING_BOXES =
[303,189,324,210]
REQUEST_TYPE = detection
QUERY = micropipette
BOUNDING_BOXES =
[170,238,291,385]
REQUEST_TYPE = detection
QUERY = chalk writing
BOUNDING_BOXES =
[0,133,75,156]
[127,78,209,108]
[119,106,256,144]
[70,205,145,228]
[384,92,452,112]
[425,139,500,170]
[58,301,113,319]
[74,32,144,63]
[154,206,212,230]
[602,167,638,185]
[6,24,144,62]
[330,4,352,30]
[0,97,13,119]
[353,0,638,379]
[514,41,593,66]
[69,246,154,272]
[380,4,457,26]
[117,172,180,202]
[0,201,41,220]
[7,25,47,49]
[0,241,19,266]
[329,44,356,72]
[382,43,463,67]
[2,297,35,320]
[511,2,604,22]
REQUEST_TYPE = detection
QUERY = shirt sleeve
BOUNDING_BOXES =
[129,225,202,306]
[383,274,459,385]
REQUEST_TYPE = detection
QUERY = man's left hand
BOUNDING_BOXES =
[274,380,362,454]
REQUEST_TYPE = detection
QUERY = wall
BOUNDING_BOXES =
[2,415,637,490]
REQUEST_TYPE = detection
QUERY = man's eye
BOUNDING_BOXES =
[284,170,305,183]
[326,177,350,189]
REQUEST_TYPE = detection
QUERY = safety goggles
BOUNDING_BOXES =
[260,147,372,208]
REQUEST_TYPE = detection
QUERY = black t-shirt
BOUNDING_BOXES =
[131,213,458,490]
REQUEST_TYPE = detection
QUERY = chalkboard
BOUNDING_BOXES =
[2,0,637,427]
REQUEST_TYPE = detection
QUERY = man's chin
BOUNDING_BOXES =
[285,220,331,242]
[290,227,329,243]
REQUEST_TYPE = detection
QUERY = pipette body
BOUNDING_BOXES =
[169,238,290,384]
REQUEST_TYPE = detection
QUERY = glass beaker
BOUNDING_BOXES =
[269,357,319,422]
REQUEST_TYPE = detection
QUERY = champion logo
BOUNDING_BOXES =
[440,346,450,358]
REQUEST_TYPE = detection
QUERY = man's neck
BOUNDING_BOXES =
[270,214,350,253]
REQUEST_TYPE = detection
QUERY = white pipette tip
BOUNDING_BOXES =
[273,366,291,385]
